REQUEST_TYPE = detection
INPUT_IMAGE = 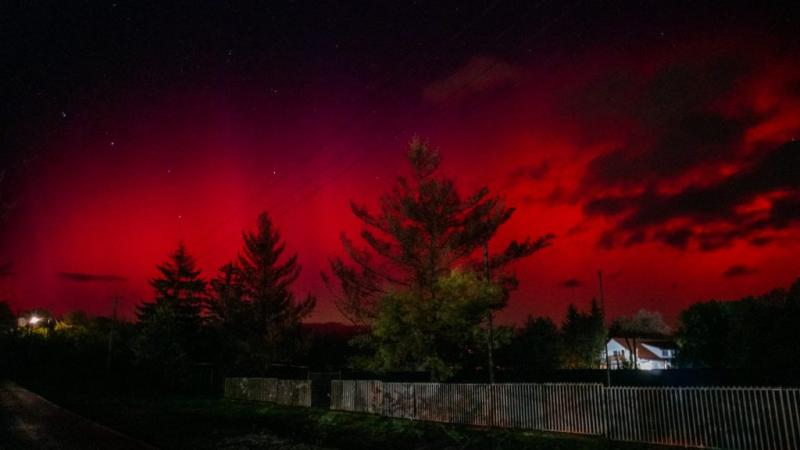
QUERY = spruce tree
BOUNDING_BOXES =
[137,242,205,322]
[134,243,207,384]
[561,299,607,368]
[207,262,247,329]
[238,212,315,365]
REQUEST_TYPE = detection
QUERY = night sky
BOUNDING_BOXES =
[2,1,799,324]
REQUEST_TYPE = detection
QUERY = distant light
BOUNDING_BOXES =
[29,316,42,325]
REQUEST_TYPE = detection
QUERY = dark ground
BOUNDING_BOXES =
[2,380,675,450]
[0,381,153,450]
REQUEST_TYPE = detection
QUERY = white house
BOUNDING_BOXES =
[605,338,677,370]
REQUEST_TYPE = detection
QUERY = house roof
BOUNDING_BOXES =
[609,338,675,361]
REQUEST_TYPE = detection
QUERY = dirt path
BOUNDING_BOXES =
[0,381,156,450]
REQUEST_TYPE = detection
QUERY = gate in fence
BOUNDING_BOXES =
[329,381,800,450]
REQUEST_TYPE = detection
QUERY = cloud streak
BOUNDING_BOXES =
[58,272,127,283]
[423,56,521,104]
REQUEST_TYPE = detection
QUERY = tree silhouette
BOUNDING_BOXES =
[324,138,553,378]
[137,242,205,323]
[676,278,800,369]
[134,243,206,384]
[207,262,247,329]
[561,299,606,369]
[0,301,15,332]
[500,315,563,370]
[325,138,553,324]
[237,212,315,366]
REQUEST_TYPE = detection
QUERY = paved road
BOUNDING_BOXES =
[0,381,156,450]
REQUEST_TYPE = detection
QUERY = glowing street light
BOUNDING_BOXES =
[29,315,42,325]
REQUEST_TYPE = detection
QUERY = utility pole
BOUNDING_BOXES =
[599,271,611,387]
[483,242,495,385]
[106,296,118,370]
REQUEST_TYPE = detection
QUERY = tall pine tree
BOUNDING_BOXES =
[325,138,553,324]
[207,262,247,329]
[134,243,206,384]
[324,138,553,378]
[561,299,607,369]
[238,212,315,366]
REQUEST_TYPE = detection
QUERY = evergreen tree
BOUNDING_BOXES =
[676,278,800,369]
[134,243,206,384]
[325,138,553,378]
[0,301,15,332]
[206,261,257,374]
[325,138,553,324]
[137,242,205,323]
[561,299,606,368]
[207,262,247,329]
[500,316,563,370]
[237,212,315,366]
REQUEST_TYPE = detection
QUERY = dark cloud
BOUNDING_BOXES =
[585,140,800,250]
[572,51,800,252]
[560,278,582,288]
[656,228,694,249]
[423,56,522,104]
[58,272,127,283]
[723,264,758,278]
[508,160,550,185]
[583,113,753,188]
[749,236,774,247]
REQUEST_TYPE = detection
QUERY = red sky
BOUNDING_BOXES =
[2,4,800,325]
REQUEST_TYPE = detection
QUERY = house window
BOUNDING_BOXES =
[662,349,671,357]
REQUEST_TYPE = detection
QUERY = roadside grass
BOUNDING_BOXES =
[52,393,671,450]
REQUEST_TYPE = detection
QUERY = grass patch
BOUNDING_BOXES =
[51,393,671,450]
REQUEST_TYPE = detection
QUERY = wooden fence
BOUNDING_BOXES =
[331,381,800,450]
[224,377,311,407]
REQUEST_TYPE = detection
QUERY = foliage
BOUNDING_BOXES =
[610,309,670,338]
[0,301,15,332]
[560,299,606,369]
[325,137,553,325]
[499,316,563,370]
[324,138,553,377]
[365,269,503,380]
[206,212,316,374]
[134,243,207,384]
[676,278,800,369]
